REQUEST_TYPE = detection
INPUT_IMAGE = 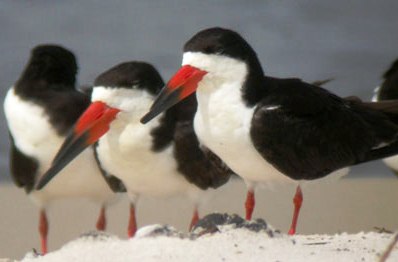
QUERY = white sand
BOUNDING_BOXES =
[20,225,398,262]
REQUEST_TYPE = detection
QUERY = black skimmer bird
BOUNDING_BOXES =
[3,45,118,254]
[373,59,398,176]
[36,61,232,237]
[141,27,398,235]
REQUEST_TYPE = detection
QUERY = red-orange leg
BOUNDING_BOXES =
[245,189,255,220]
[189,207,200,231]
[288,185,303,235]
[127,203,137,238]
[39,209,48,255]
[96,205,106,231]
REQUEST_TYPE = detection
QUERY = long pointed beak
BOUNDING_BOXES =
[140,65,207,124]
[35,101,120,190]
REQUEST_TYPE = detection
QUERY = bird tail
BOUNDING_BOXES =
[343,98,398,165]
[355,140,398,165]
[346,98,398,126]
[363,100,398,126]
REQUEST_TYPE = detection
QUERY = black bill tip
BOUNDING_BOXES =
[141,87,181,124]
[35,134,89,190]
[140,111,158,124]
[35,172,55,190]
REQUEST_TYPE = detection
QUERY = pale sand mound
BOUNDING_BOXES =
[21,214,398,262]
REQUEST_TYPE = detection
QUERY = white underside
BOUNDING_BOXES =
[4,88,117,207]
[183,52,347,188]
[382,155,398,171]
[92,87,204,203]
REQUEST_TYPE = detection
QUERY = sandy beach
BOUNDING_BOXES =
[1,177,397,260]
[1,1,398,261]
[19,227,398,262]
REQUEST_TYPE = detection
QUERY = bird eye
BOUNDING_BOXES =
[204,46,215,53]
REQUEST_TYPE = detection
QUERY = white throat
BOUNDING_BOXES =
[182,52,250,127]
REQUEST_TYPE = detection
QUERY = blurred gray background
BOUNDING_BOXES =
[1,1,398,180]
[1,1,398,259]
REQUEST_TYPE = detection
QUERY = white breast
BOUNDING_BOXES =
[382,155,398,172]
[92,87,202,199]
[4,88,116,207]
[194,81,292,185]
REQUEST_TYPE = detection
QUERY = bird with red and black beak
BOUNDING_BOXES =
[36,61,231,237]
[141,27,398,235]
[3,45,118,254]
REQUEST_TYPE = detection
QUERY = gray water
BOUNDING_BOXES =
[1,0,398,181]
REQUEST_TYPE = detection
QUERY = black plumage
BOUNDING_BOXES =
[8,133,38,193]
[250,77,398,180]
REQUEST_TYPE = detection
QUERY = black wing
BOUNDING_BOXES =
[345,97,398,125]
[250,77,398,180]
[8,133,38,193]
